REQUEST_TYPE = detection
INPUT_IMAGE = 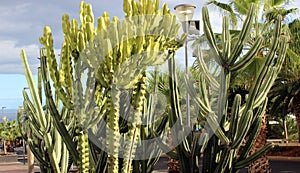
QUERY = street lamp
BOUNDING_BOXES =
[174,4,198,127]
[1,107,6,154]
[174,4,196,21]
[2,107,6,121]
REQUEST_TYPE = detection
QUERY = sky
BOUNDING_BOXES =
[0,0,299,110]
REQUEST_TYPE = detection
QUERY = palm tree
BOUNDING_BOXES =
[0,119,21,154]
[207,0,294,27]
[287,19,300,142]
[268,18,300,142]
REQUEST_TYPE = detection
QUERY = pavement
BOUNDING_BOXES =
[0,162,40,173]
[0,156,299,173]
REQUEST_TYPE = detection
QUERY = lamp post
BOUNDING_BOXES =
[1,107,6,120]
[2,107,7,154]
[174,4,196,127]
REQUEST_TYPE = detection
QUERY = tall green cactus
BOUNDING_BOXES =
[20,51,70,173]
[78,0,184,172]
[179,3,288,173]
[21,1,184,173]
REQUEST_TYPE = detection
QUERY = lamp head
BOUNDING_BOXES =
[2,116,6,123]
[174,4,196,22]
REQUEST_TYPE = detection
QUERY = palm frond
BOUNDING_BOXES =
[207,0,238,27]
[265,7,298,21]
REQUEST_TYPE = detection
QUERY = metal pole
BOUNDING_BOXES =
[183,18,191,128]
[185,40,190,127]
[2,107,6,154]
[23,140,26,165]
[1,107,5,119]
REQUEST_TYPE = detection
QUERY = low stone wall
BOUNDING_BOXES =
[0,153,18,162]
[268,145,300,157]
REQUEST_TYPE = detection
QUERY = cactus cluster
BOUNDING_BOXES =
[151,3,288,173]
[19,1,288,173]
[183,4,288,173]
[20,0,184,173]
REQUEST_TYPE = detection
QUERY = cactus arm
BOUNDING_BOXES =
[206,113,230,145]
[238,113,263,160]
[196,75,210,109]
[168,55,195,172]
[263,16,282,67]
[184,76,211,116]
[121,76,146,173]
[232,110,253,148]
[60,143,69,173]
[39,30,73,109]
[229,4,255,64]
[40,56,80,163]
[106,88,120,173]
[22,91,43,138]
[222,16,231,61]
[230,36,263,72]
[228,94,241,140]
[245,15,285,112]
[27,140,51,168]
[202,6,223,65]
[168,54,183,127]
[216,68,230,120]
[21,50,47,131]
[54,130,63,164]
[122,127,140,173]
[38,67,43,104]
[21,50,61,172]
[214,149,231,173]
[59,39,73,96]
[234,143,274,170]
[194,51,220,90]
[77,131,89,173]
[253,38,288,108]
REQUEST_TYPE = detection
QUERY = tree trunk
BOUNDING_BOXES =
[296,117,300,143]
[248,113,271,173]
[283,117,289,141]
[3,140,7,155]
[293,92,300,143]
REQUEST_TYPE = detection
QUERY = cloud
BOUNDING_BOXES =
[0,40,40,74]
[0,0,126,74]
[5,0,285,75]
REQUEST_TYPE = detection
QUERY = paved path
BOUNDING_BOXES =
[0,162,39,173]
[153,156,300,173]
[0,157,299,173]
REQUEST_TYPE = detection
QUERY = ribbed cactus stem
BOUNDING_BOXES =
[121,73,146,173]
[191,3,288,173]
[21,50,63,173]
[78,131,89,173]
[107,85,120,173]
